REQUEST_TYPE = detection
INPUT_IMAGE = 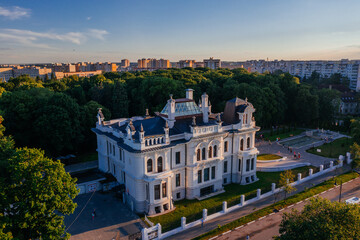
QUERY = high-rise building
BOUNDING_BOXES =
[178,60,196,68]
[204,57,221,69]
[137,58,170,69]
[121,59,130,68]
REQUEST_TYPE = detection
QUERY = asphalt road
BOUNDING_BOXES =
[215,177,360,240]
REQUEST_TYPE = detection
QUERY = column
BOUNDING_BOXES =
[309,168,313,176]
[272,183,276,193]
[240,194,245,206]
[257,189,261,199]
[330,161,334,168]
[297,173,302,182]
[202,209,208,220]
[320,165,324,172]
[222,201,227,213]
[181,217,186,229]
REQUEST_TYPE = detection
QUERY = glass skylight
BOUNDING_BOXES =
[161,101,202,117]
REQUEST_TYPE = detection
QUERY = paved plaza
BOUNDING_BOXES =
[64,191,146,240]
[256,139,338,167]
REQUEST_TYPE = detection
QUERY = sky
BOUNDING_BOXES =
[1,0,360,64]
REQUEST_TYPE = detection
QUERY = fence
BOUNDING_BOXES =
[143,155,351,240]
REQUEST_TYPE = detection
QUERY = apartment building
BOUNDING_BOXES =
[204,57,221,69]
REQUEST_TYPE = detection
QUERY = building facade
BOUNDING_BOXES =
[93,90,260,215]
[204,57,221,69]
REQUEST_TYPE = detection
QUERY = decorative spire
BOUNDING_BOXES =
[192,116,197,126]
[145,108,149,117]
[217,113,221,122]
[245,97,248,103]
[140,123,144,132]
[165,121,169,129]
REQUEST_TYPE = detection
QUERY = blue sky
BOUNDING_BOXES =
[1,0,360,63]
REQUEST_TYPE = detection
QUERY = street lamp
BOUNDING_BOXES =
[334,179,343,202]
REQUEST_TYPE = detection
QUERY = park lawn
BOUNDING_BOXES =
[193,171,359,240]
[148,166,314,232]
[264,129,305,142]
[257,154,282,160]
[306,137,353,158]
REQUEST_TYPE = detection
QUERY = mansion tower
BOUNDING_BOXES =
[93,89,260,215]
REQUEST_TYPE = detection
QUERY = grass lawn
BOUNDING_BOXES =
[306,137,353,158]
[148,166,315,232]
[257,154,282,160]
[194,171,359,240]
[263,129,305,142]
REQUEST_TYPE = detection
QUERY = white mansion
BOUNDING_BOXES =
[93,89,260,215]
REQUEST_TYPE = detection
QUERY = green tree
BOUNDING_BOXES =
[277,197,360,240]
[111,80,129,118]
[350,119,360,144]
[279,170,296,200]
[1,147,78,240]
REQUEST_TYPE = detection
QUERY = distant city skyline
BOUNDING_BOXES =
[1,0,360,63]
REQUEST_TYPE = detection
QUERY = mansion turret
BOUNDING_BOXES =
[93,89,260,215]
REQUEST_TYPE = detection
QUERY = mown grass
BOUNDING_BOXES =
[193,171,359,240]
[257,154,282,160]
[148,166,314,232]
[306,137,352,158]
[263,129,305,142]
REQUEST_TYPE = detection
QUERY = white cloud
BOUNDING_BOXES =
[86,16,91,21]
[0,6,30,20]
[0,28,109,48]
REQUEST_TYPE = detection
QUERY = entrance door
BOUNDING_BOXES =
[200,185,214,197]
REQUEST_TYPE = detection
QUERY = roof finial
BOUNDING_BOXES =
[192,116,197,126]
[165,121,169,128]
[140,123,144,132]
[217,113,221,122]
[145,108,149,117]
[245,97,248,103]
[169,94,173,99]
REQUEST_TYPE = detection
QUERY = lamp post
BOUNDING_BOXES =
[334,179,343,202]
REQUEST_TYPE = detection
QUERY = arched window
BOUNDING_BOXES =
[247,137,250,149]
[147,159,153,173]
[157,157,163,172]
[197,149,201,161]
[240,139,244,151]
[208,146,213,158]
[245,114,248,124]
[214,145,217,157]
[202,148,206,160]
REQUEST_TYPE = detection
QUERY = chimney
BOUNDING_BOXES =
[186,89,194,100]
[201,92,209,123]
[167,94,176,128]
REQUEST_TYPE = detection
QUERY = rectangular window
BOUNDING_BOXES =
[246,159,250,171]
[211,166,216,179]
[154,185,160,200]
[176,173,180,187]
[198,170,202,183]
[119,149,122,161]
[224,141,228,152]
[162,182,167,198]
[204,168,210,182]
[224,161,228,173]
[251,158,254,170]
[113,145,115,156]
[175,152,181,165]
[107,141,109,154]
[113,164,116,175]
[239,159,242,172]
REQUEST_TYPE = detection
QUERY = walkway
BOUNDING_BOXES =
[65,160,98,174]
[216,175,360,240]
[165,166,350,240]
[256,140,335,167]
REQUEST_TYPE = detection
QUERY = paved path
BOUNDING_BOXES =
[215,176,360,240]
[65,160,98,174]
[256,140,335,167]
[166,166,351,240]
[64,191,146,240]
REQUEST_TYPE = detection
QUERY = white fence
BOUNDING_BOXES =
[143,154,351,240]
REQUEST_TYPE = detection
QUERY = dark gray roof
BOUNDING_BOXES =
[223,97,249,124]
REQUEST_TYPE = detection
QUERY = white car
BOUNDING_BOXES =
[345,197,360,204]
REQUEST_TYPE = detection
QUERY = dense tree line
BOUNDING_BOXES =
[0,68,343,157]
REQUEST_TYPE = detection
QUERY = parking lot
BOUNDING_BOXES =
[64,191,145,240]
